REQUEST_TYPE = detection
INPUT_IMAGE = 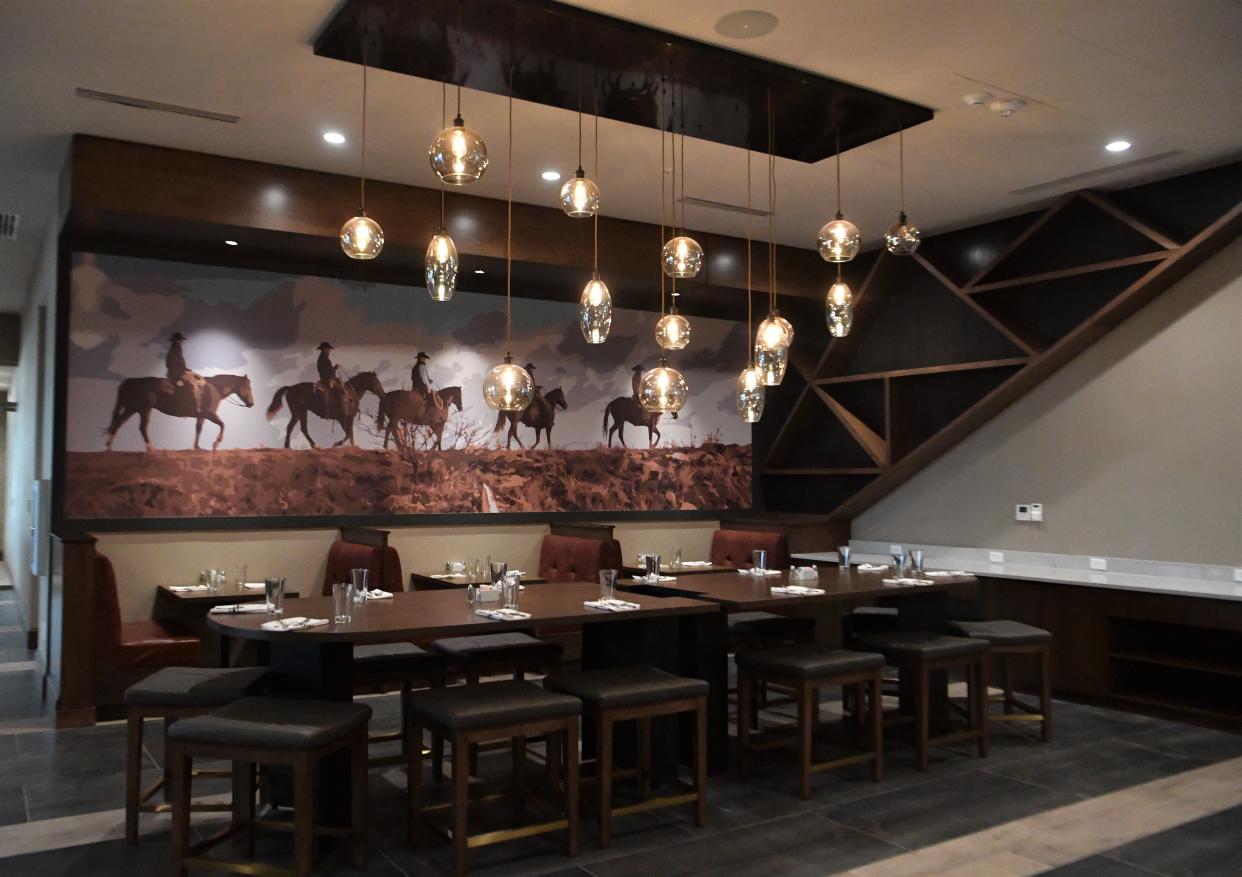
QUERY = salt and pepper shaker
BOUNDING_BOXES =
[465,583,476,605]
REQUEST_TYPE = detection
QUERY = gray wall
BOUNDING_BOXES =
[854,237,1242,566]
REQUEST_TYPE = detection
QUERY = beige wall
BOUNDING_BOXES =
[98,519,721,621]
[854,237,1242,566]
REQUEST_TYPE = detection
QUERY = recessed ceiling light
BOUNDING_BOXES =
[714,10,778,39]
[541,170,561,181]
[1105,140,1131,153]
[323,131,346,145]
[474,269,485,274]
[224,239,239,246]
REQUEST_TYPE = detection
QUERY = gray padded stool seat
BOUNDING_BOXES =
[408,679,580,730]
[432,632,563,677]
[124,666,268,708]
[543,667,709,847]
[736,646,884,680]
[728,611,816,642]
[949,619,1052,646]
[852,631,989,661]
[355,641,427,660]
[168,696,372,750]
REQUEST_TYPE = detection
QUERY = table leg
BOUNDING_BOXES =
[897,592,950,729]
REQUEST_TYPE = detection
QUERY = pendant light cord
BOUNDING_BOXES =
[835,126,842,215]
[898,118,905,216]
[767,90,777,311]
[576,66,583,172]
[505,75,513,346]
[592,72,600,274]
[455,0,463,120]
[439,76,447,226]
[746,148,753,366]
[659,78,667,318]
[359,17,368,212]
[679,82,687,231]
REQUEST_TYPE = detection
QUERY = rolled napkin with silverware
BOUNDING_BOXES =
[882,577,935,586]
[771,585,826,596]
[584,598,641,612]
[364,588,393,600]
[474,608,532,621]
[630,574,676,583]
[169,584,210,592]
[925,570,971,577]
[260,616,329,631]
[239,582,267,590]
[857,563,889,572]
[208,603,269,614]
[737,568,781,577]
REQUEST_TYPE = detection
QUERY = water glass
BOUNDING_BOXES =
[911,549,925,573]
[234,563,248,591]
[502,572,520,610]
[333,582,352,624]
[892,550,907,576]
[599,568,618,601]
[351,568,369,603]
[490,560,508,585]
[752,549,768,573]
[264,577,285,615]
[214,569,227,592]
[838,545,851,569]
[672,547,683,568]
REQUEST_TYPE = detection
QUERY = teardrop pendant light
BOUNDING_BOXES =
[578,76,611,343]
[755,94,791,386]
[561,68,601,219]
[429,3,487,186]
[661,84,703,279]
[826,264,854,338]
[884,120,921,255]
[425,80,459,301]
[817,127,861,262]
[340,21,383,260]
[737,149,764,423]
[482,80,534,412]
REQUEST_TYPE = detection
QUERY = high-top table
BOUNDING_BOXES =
[210,583,724,823]
[154,584,301,666]
[618,562,738,578]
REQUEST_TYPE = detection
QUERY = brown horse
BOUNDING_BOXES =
[375,386,463,450]
[493,387,567,449]
[266,371,385,448]
[603,395,670,448]
[104,373,256,451]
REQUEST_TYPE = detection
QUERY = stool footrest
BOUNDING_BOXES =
[611,788,698,819]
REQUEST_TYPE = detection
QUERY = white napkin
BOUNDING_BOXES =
[926,570,971,577]
[209,603,269,614]
[364,589,393,600]
[474,608,532,621]
[260,616,329,631]
[737,568,782,577]
[240,582,267,590]
[629,575,677,583]
[858,563,890,572]
[882,577,935,586]
[678,560,712,567]
[771,585,826,596]
[169,584,209,592]
[431,572,468,580]
[584,598,640,612]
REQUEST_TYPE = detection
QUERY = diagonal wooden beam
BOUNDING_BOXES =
[1078,190,1182,250]
[811,384,888,467]
[814,253,886,378]
[967,249,1177,293]
[961,193,1078,290]
[914,251,1041,356]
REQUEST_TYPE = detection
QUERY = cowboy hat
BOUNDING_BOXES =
[524,362,536,372]
[632,363,644,372]
[317,341,334,351]
[415,351,430,361]
[169,332,187,342]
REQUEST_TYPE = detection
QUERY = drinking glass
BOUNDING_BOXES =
[502,572,520,610]
[752,549,768,573]
[264,577,285,615]
[644,554,662,581]
[490,560,508,586]
[351,568,369,603]
[199,570,210,590]
[234,563,248,591]
[892,550,907,576]
[474,557,485,583]
[333,582,352,624]
[838,545,851,569]
[911,549,925,574]
[599,569,618,601]
[672,547,683,568]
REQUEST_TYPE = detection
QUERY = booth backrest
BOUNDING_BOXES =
[710,528,788,569]
[322,541,404,595]
[538,534,623,583]
[93,553,123,667]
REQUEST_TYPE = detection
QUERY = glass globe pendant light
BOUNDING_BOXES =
[755,99,792,386]
[428,8,487,186]
[340,26,383,260]
[578,88,611,343]
[826,265,854,338]
[661,92,703,279]
[639,355,689,414]
[736,149,765,423]
[817,128,861,262]
[884,121,921,255]
[655,291,691,350]
[560,69,600,218]
[482,85,535,412]
[425,83,459,300]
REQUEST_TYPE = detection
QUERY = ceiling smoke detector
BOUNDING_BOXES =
[989,97,1027,118]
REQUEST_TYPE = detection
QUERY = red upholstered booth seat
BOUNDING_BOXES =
[538,534,624,583]
[710,529,789,570]
[322,540,404,596]
[94,554,199,670]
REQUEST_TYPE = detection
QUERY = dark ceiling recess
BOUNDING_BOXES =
[313,0,934,163]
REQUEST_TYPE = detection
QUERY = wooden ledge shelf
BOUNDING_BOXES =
[1110,650,1242,679]
[816,358,1030,385]
[965,250,1177,294]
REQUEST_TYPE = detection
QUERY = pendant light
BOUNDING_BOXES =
[578,77,611,343]
[654,113,690,350]
[482,81,534,412]
[561,68,601,218]
[661,84,703,279]
[884,120,921,255]
[429,3,488,185]
[340,21,383,260]
[425,79,459,301]
[737,149,764,423]
[817,127,860,262]
[755,94,792,386]
[826,264,854,337]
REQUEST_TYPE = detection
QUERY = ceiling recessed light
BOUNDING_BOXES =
[224,239,239,246]
[541,170,561,182]
[1105,140,1132,153]
[474,269,485,274]
[323,131,346,145]
[714,10,778,39]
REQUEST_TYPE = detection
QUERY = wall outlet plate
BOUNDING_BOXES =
[1015,504,1031,522]
[1030,503,1043,522]
[989,551,1005,563]
[1090,557,1108,571]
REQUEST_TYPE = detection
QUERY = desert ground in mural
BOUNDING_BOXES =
[64,444,752,518]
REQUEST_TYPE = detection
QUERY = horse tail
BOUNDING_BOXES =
[266,386,289,420]
[602,402,612,439]
[493,409,506,434]
[375,396,388,432]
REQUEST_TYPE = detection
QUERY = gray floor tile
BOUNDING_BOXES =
[1038,855,1166,876]
[1103,804,1242,877]
[1123,724,1242,765]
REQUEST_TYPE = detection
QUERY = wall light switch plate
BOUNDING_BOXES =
[1090,557,1108,571]
[1030,503,1043,522]
[1233,568,1242,583]
[989,551,1005,564]
[1015,504,1031,522]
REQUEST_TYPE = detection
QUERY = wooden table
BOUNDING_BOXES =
[619,563,737,578]
[210,583,725,822]
[408,571,548,591]
[154,585,301,666]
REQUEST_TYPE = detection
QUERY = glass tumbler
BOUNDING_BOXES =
[599,568,618,601]
[351,568,369,603]
[911,549,925,574]
[752,549,768,573]
[838,545,851,569]
[672,546,683,568]
[333,583,352,624]
[264,577,285,615]
[502,572,520,610]
[645,554,662,581]
[490,560,508,586]
[234,563,248,591]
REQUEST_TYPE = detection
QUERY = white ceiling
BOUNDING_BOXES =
[1,0,1240,312]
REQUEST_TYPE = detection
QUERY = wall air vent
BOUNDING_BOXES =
[0,213,18,240]
[74,88,240,124]
[682,196,770,218]
[1011,150,1182,197]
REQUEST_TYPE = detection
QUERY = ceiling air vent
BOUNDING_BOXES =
[682,196,770,218]
[74,88,239,124]
[1011,150,1182,197]
[0,213,18,241]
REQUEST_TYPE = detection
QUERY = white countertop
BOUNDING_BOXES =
[793,551,1242,603]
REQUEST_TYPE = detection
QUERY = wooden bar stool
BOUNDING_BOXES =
[852,631,990,771]
[168,696,371,877]
[122,666,268,843]
[950,620,1053,741]
[351,642,446,767]
[728,612,815,730]
[736,646,884,799]
[406,679,581,877]
[543,666,709,847]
